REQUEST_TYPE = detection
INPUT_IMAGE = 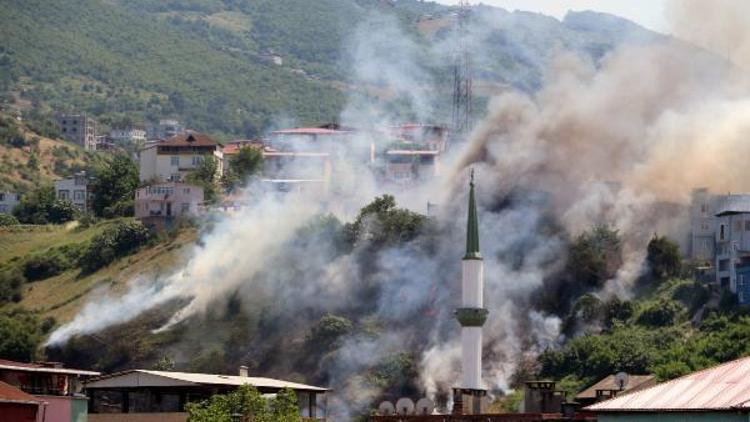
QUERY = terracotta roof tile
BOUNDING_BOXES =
[0,381,41,404]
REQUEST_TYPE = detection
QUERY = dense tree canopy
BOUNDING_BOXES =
[186,385,300,422]
[91,154,139,218]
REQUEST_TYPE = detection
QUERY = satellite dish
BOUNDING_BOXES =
[378,401,395,416]
[615,372,629,390]
[395,397,415,415]
[415,398,435,415]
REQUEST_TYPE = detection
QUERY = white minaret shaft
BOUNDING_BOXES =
[455,170,488,391]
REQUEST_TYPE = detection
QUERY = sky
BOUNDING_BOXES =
[436,0,669,33]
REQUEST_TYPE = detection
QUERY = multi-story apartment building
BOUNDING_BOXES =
[138,132,223,182]
[0,191,20,214]
[146,119,184,140]
[714,195,750,294]
[55,172,89,211]
[57,114,97,150]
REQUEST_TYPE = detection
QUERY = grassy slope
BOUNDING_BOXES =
[0,222,198,324]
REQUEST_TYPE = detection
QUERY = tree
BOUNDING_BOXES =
[186,385,300,422]
[344,195,428,246]
[187,156,219,202]
[90,154,139,218]
[0,309,42,362]
[567,225,622,288]
[647,235,681,280]
[223,147,263,192]
[309,314,353,350]
[13,185,56,224]
[152,355,175,371]
[48,199,79,224]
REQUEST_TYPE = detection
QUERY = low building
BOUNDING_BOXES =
[110,127,147,147]
[84,368,329,422]
[0,359,100,422]
[146,119,184,141]
[55,172,90,211]
[587,356,750,421]
[135,182,204,231]
[0,191,20,214]
[57,113,97,151]
[0,380,43,422]
[138,132,223,182]
[575,374,655,408]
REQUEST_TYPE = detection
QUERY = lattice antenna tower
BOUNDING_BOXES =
[451,0,472,140]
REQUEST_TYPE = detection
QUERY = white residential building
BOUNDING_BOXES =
[0,192,20,214]
[138,132,223,182]
[109,127,147,147]
[55,172,89,211]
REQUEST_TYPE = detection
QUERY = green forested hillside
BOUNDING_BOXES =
[0,0,660,139]
[0,0,351,137]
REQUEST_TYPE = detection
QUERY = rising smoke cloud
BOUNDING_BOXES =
[48,0,750,418]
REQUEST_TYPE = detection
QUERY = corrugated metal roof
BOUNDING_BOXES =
[576,375,656,400]
[0,381,42,405]
[271,128,351,136]
[85,370,329,392]
[587,356,750,412]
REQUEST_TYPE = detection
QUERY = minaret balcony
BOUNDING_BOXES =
[455,307,489,327]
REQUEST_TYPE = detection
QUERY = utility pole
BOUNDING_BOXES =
[451,0,472,142]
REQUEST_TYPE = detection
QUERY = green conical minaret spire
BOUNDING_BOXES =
[465,169,482,260]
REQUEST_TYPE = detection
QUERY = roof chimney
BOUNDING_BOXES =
[239,366,249,377]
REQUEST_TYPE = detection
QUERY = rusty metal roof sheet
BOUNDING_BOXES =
[587,356,750,412]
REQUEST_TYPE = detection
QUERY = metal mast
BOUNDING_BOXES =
[451,0,472,141]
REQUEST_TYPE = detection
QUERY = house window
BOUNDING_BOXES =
[701,204,708,214]
[0,193,4,201]
[74,190,85,201]
[745,221,750,231]
[181,203,189,213]
[720,224,726,240]
[0,205,6,213]
[735,220,743,232]
[58,190,70,200]
[72,127,77,133]
[171,156,179,166]
[192,156,203,166]
[719,259,730,271]
[183,188,190,194]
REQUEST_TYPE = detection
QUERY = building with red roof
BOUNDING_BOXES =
[138,131,224,182]
[0,359,99,422]
[0,380,43,422]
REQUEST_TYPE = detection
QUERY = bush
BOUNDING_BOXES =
[343,195,427,247]
[0,213,19,226]
[636,300,684,327]
[0,267,26,304]
[309,314,353,350]
[186,384,300,422]
[48,199,80,224]
[567,225,622,288]
[80,220,152,272]
[23,244,84,281]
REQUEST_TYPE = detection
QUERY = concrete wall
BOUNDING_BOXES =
[599,412,749,422]
[89,413,187,422]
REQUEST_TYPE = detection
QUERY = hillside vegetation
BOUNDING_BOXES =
[0,0,660,138]
[0,112,102,191]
